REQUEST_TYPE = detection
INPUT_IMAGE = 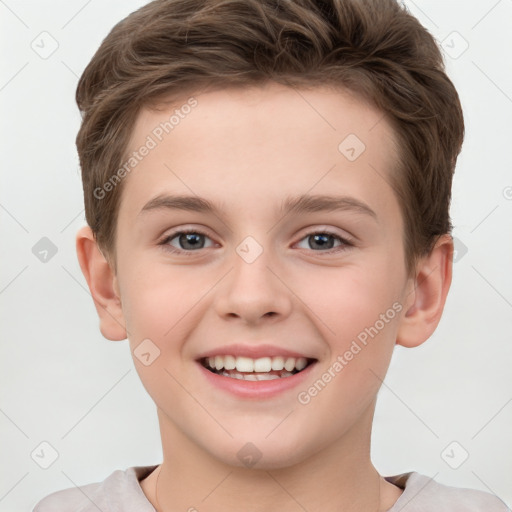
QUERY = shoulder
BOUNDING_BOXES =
[32,465,158,512]
[386,472,510,512]
[32,480,100,512]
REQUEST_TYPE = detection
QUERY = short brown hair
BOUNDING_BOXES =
[76,0,464,277]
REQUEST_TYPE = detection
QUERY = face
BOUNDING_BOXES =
[113,82,414,469]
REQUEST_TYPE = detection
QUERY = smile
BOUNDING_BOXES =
[200,355,314,381]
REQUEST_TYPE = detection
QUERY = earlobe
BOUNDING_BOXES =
[396,234,454,348]
[75,225,127,341]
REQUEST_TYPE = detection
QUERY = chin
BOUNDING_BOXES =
[205,434,317,471]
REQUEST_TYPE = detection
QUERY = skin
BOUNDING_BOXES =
[76,82,453,512]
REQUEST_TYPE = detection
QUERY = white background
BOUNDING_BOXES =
[1,0,511,510]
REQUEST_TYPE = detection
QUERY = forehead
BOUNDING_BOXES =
[120,82,401,224]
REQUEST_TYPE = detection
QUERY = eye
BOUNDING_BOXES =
[160,229,215,253]
[158,228,354,255]
[295,230,353,253]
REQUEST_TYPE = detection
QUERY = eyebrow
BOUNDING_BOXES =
[139,193,377,220]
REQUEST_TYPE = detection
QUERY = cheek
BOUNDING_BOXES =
[318,264,404,398]
[297,303,401,431]
[296,260,403,344]
[121,285,168,338]
[120,263,215,354]
[118,274,174,349]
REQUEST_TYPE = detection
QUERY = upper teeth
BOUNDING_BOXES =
[206,355,308,372]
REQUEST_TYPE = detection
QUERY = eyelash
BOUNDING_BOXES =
[158,228,354,256]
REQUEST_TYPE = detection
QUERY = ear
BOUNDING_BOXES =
[75,225,127,341]
[396,234,453,348]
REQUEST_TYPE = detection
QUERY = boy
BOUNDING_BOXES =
[33,0,509,510]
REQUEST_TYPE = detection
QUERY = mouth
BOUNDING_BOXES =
[199,355,316,381]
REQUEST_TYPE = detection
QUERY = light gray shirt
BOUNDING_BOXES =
[32,465,510,511]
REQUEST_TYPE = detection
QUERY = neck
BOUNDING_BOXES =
[144,400,401,512]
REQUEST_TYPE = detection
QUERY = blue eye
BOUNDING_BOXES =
[296,231,353,253]
[159,229,353,255]
[160,229,215,253]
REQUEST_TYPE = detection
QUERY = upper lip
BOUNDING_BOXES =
[196,344,316,360]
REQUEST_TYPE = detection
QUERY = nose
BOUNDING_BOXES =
[214,245,293,325]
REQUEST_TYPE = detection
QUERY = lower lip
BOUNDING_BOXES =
[196,361,317,399]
